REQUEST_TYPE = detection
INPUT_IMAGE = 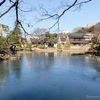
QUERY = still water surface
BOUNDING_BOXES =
[0,52,100,100]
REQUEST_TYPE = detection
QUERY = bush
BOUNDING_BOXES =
[64,42,70,49]
[57,43,62,49]
[37,45,44,49]
[26,43,32,51]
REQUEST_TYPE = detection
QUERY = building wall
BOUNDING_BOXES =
[86,23,96,29]
[0,24,2,35]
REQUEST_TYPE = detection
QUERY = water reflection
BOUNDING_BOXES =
[22,52,56,72]
[0,53,100,100]
[0,59,22,88]
[0,61,10,88]
[9,60,22,79]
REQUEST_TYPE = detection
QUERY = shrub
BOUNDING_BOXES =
[57,43,62,49]
[38,45,44,49]
[64,42,70,49]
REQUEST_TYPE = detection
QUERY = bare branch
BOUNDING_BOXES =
[35,0,92,30]
[0,0,92,34]
[0,1,17,18]
[18,21,29,35]
[0,0,6,6]
[59,0,78,18]
[15,0,19,25]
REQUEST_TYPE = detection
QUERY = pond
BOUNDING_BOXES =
[0,52,100,100]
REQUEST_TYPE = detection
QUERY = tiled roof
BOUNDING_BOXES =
[69,33,85,39]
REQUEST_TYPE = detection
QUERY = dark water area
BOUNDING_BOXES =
[0,52,100,100]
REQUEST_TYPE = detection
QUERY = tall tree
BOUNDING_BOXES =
[7,21,22,46]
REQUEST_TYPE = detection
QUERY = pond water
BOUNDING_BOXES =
[0,52,100,100]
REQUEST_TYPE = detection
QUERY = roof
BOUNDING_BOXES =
[58,34,68,43]
[69,33,85,39]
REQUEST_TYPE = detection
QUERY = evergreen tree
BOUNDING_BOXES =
[7,22,22,47]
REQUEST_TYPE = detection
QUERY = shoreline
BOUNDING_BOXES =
[17,47,90,54]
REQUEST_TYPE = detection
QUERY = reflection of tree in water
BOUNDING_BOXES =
[85,56,100,72]
[10,60,22,79]
[0,61,9,88]
[84,56,100,81]
[23,53,34,70]
[31,52,55,72]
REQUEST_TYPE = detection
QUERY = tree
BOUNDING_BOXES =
[2,24,10,35]
[73,26,94,33]
[0,0,33,34]
[0,36,8,52]
[0,0,93,33]
[45,32,56,47]
[64,42,70,49]
[36,0,92,31]
[72,27,83,33]
[31,28,47,36]
[93,22,100,38]
[87,26,94,33]
[0,24,3,36]
[7,21,22,47]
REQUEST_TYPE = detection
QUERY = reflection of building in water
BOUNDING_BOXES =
[45,52,48,57]
[23,54,34,71]
[54,52,57,57]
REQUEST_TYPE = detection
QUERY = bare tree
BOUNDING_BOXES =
[0,0,92,33]
[31,28,47,36]
[72,27,83,33]
[0,0,33,34]
[35,0,92,31]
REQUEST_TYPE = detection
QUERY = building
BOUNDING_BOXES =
[0,24,3,36]
[68,33,94,45]
[86,23,96,29]
[57,33,94,45]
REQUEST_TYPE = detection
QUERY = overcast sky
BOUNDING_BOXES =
[0,0,100,34]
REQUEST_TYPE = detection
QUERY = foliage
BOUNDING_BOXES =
[45,32,57,47]
[72,27,83,33]
[93,22,100,38]
[7,22,22,47]
[57,43,62,49]
[64,42,70,49]
[0,36,9,53]
[2,24,10,34]
[7,31,21,47]
[87,26,94,33]
[45,32,51,37]
[46,38,56,46]
[74,26,94,33]
[52,33,57,37]
[26,43,32,51]
[37,44,44,49]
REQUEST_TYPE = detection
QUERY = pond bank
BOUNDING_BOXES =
[0,46,98,60]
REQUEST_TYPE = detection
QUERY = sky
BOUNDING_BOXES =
[0,0,100,34]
